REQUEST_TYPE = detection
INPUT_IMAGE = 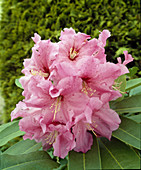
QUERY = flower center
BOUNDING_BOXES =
[45,130,58,145]
[30,69,49,78]
[81,81,96,96]
[70,48,78,60]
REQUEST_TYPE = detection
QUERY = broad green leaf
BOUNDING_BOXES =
[0,121,17,133]
[3,139,42,155]
[0,151,2,167]
[129,85,141,96]
[112,116,141,149]
[126,78,141,91]
[110,95,141,113]
[68,150,85,170]
[15,79,24,89]
[0,121,25,147]
[128,114,141,123]
[68,136,101,170]
[85,136,101,169]
[99,137,140,169]
[1,151,59,170]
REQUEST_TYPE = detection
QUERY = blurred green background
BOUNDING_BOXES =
[0,0,140,123]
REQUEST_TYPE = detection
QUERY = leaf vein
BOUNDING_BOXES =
[119,128,140,141]
[83,153,86,170]
[96,137,101,169]
[115,107,141,112]
[22,143,41,154]
[100,139,124,169]
[2,159,49,170]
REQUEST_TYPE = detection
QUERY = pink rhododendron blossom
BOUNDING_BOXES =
[11,28,133,158]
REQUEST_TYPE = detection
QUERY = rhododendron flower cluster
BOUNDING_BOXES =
[11,28,133,158]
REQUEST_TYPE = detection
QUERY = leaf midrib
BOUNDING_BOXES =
[83,153,86,170]
[115,107,141,112]
[118,127,140,141]
[22,143,42,154]
[100,139,124,169]
[2,158,52,170]
[96,136,102,169]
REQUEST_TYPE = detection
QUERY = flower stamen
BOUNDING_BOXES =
[82,81,96,96]
[86,123,97,137]
[70,48,78,60]
[31,69,49,78]
[45,131,58,145]
[50,97,61,121]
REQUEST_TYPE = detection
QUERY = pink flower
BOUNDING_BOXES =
[76,56,123,101]
[11,28,133,158]
[22,33,58,78]
[41,124,76,158]
[57,28,111,66]
[90,103,121,140]
[19,111,76,158]
[57,28,99,63]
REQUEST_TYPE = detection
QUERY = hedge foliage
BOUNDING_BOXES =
[0,0,140,122]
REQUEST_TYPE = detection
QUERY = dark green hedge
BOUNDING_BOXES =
[0,0,140,122]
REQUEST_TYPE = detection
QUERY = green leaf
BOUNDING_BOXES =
[99,137,140,169]
[3,139,42,155]
[0,121,25,147]
[15,79,24,89]
[129,85,141,96]
[85,135,101,169]
[126,78,141,91]
[68,136,101,170]
[68,151,83,170]
[128,114,141,123]
[1,151,59,170]
[0,121,17,133]
[112,116,141,149]
[110,95,141,113]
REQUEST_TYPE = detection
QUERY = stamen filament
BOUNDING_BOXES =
[86,123,97,137]
[45,131,58,145]
[50,97,61,121]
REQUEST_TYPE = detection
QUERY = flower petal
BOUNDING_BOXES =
[53,132,76,158]
[98,30,111,47]
[123,51,133,65]
[73,121,93,153]
[92,106,121,140]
